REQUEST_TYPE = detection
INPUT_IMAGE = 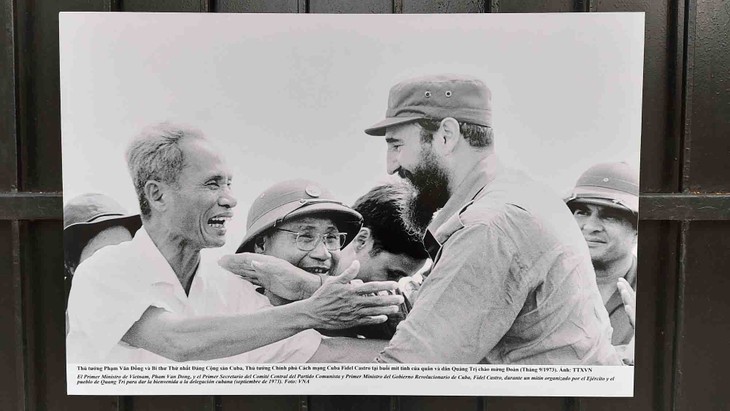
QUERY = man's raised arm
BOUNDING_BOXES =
[121,261,403,361]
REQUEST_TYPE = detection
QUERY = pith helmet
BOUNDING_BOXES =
[63,193,142,266]
[64,193,142,234]
[236,179,363,253]
[565,162,639,214]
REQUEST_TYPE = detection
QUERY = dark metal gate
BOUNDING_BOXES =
[1,0,728,410]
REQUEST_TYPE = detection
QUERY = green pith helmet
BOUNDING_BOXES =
[236,179,363,253]
[565,162,639,215]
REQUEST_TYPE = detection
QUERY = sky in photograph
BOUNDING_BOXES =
[60,12,644,257]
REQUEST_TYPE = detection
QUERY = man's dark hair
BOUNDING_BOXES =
[417,118,493,148]
[352,183,429,260]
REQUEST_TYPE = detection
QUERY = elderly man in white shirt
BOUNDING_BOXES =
[66,122,402,363]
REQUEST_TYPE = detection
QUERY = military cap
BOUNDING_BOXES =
[365,74,493,136]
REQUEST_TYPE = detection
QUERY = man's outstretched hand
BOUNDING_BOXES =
[219,253,318,300]
[305,261,404,329]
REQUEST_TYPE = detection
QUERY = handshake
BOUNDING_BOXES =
[347,278,419,338]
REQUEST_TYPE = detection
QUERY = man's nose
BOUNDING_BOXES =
[308,238,332,260]
[386,151,399,175]
[219,188,238,208]
[580,214,602,232]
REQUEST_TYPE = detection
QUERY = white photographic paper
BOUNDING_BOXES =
[61,12,643,396]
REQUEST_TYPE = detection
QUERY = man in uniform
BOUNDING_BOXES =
[364,74,621,364]
[565,162,638,352]
[67,123,402,363]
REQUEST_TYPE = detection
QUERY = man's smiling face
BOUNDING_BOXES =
[164,138,237,249]
[258,216,340,276]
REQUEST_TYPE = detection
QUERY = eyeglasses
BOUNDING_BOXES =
[275,229,347,252]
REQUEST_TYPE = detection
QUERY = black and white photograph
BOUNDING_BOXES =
[61,12,643,396]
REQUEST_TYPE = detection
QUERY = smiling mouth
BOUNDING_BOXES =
[301,266,330,274]
[207,215,232,229]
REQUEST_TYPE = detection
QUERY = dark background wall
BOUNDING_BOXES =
[0,0,728,410]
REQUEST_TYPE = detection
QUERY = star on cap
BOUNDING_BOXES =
[305,185,321,198]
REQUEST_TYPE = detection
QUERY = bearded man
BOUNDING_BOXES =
[363,74,621,364]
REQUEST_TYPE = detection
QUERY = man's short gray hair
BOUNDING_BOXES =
[125,122,205,218]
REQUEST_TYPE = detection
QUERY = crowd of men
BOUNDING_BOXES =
[65,74,638,365]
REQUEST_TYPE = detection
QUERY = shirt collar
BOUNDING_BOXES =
[425,155,500,247]
[132,226,195,288]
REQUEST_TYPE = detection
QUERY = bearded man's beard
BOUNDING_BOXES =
[400,149,450,237]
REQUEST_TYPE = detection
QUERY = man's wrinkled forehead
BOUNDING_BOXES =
[180,138,233,178]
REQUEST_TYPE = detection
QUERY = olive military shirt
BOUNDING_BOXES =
[376,158,621,365]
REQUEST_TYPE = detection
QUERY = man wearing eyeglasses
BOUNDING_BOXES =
[234,179,364,306]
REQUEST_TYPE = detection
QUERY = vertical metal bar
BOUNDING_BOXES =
[679,0,695,195]
[486,0,499,13]
[9,0,31,408]
[393,0,403,13]
[11,221,27,411]
[672,0,696,408]
[574,0,596,12]
[0,0,19,192]
[672,221,689,411]
[1,1,24,409]
[298,0,308,13]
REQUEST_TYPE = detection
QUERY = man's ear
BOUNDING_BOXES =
[144,180,166,213]
[438,117,461,154]
[354,227,371,250]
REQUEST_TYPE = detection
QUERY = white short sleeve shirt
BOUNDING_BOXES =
[66,227,321,363]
